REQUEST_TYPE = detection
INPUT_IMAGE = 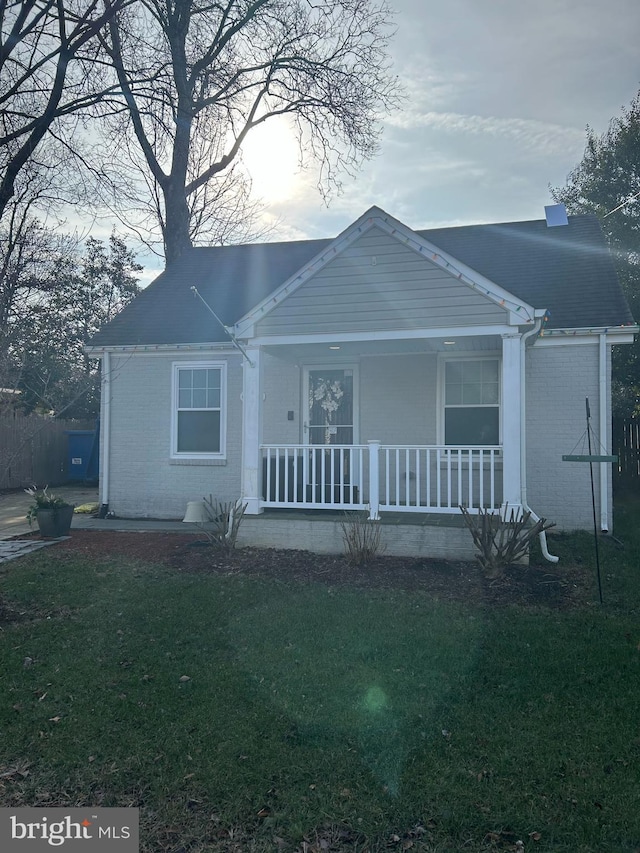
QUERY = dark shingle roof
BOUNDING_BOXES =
[418,216,633,330]
[89,214,634,347]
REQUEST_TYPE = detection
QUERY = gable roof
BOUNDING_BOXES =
[88,211,634,348]
[236,207,537,335]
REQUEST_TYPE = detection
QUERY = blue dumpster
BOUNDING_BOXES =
[66,423,99,481]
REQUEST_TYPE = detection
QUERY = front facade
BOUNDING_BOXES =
[89,207,636,558]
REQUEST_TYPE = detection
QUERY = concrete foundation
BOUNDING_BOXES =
[238,512,477,560]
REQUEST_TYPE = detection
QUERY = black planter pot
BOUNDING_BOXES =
[36,505,74,538]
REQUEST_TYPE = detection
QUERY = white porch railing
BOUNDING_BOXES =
[260,443,502,517]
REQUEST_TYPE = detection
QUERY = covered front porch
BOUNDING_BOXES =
[239,327,528,522]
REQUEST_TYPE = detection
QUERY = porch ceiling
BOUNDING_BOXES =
[262,334,502,361]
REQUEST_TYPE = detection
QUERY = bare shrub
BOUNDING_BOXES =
[340,512,385,567]
[460,505,556,580]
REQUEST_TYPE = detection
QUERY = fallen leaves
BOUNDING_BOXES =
[482,829,542,850]
[0,761,30,780]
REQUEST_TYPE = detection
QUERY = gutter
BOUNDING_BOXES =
[599,333,608,532]
[520,317,559,563]
[100,351,111,515]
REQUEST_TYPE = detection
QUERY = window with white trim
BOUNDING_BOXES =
[444,358,500,445]
[172,362,226,457]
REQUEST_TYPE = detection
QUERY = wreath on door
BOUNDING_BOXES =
[309,377,344,445]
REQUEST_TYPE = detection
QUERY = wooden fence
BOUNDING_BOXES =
[0,414,95,490]
[612,417,640,483]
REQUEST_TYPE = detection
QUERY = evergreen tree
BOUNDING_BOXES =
[552,93,640,416]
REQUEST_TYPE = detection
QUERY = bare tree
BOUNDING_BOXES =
[0,0,131,220]
[100,0,401,264]
[95,119,269,255]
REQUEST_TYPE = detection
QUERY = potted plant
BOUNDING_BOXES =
[25,486,75,538]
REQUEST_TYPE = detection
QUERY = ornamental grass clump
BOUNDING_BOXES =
[200,497,247,554]
[460,504,555,579]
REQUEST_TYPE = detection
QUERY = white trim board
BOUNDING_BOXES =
[247,324,516,348]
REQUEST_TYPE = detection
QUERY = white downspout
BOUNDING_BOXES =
[520,319,559,563]
[100,350,111,512]
[599,333,609,532]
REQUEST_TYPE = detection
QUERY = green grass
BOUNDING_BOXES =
[1,494,639,852]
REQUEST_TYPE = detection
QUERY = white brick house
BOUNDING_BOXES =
[87,207,636,560]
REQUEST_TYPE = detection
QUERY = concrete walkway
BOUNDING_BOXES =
[0,485,102,539]
[0,484,191,546]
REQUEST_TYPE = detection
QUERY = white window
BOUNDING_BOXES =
[172,362,226,458]
[443,358,500,446]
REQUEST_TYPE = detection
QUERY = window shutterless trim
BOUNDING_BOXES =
[437,354,501,446]
[170,361,227,460]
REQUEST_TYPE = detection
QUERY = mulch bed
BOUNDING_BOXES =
[40,530,592,610]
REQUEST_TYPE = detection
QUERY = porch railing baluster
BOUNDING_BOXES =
[258,443,500,514]
[405,448,410,507]
[489,450,496,508]
[284,446,289,503]
[385,448,390,506]
[368,440,380,519]
[426,448,431,508]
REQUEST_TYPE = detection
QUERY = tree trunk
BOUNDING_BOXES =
[162,184,193,266]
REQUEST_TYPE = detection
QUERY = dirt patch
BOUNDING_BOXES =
[44,530,590,610]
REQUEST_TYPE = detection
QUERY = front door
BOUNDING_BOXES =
[303,367,358,503]
[305,368,356,446]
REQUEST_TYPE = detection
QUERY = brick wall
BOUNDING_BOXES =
[105,352,243,518]
[525,341,611,531]
[360,354,438,444]
[101,342,613,532]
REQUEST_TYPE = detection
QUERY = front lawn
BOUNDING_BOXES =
[1,499,639,852]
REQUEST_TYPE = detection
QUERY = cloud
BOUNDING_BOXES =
[387,111,585,158]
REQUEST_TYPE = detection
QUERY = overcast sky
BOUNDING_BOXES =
[240,0,640,244]
[125,0,639,280]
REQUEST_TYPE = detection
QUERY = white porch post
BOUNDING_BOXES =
[501,333,523,518]
[241,346,263,515]
[368,440,380,520]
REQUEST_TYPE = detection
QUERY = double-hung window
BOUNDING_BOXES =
[172,362,226,458]
[444,358,500,446]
